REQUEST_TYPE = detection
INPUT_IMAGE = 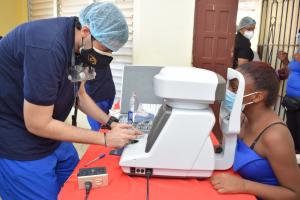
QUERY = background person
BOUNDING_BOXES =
[233,17,256,69]
[85,67,115,131]
[278,49,300,154]
[0,2,142,199]
[211,62,300,200]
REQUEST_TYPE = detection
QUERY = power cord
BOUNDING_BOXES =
[146,168,152,200]
[84,181,92,200]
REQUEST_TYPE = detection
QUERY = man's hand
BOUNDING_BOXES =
[277,50,288,61]
[211,173,246,194]
[105,123,144,148]
[292,52,300,62]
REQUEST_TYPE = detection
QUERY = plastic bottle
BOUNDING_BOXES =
[128,93,136,122]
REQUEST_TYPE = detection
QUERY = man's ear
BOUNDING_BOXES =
[252,91,265,104]
[80,25,91,38]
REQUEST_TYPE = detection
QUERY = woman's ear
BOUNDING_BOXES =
[239,28,244,35]
[252,91,265,104]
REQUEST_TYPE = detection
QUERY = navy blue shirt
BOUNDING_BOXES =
[0,17,76,161]
[85,67,115,103]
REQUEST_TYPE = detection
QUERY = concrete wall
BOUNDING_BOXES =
[0,0,28,36]
[132,0,196,67]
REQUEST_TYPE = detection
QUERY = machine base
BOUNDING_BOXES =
[121,166,213,178]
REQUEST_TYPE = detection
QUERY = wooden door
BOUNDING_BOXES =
[193,0,238,142]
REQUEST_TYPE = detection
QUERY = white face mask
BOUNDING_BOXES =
[243,30,254,40]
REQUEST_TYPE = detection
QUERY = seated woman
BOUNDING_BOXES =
[211,61,300,200]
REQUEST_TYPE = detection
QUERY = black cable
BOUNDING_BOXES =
[146,169,152,200]
[84,181,92,200]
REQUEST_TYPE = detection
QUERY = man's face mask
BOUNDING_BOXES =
[67,36,113,82]
[224,89,257,111]
[80,37,113,69]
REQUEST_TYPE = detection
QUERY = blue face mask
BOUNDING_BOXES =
[224,89,257,111]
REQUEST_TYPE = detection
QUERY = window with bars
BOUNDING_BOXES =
[28,0,56,21]
[58,0,89,17]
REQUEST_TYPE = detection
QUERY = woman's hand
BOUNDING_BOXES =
[277,67,290,80]
[211,173,246,194]
[277,50,288,61]
[292,52,300,62]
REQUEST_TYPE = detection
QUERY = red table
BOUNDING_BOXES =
[58,133,255,200]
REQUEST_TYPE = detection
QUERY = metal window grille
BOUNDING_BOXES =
[257,0,300,121]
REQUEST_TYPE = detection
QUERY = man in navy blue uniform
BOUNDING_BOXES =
[0,2,141,199]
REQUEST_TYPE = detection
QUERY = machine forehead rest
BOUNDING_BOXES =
[154,67,226,104]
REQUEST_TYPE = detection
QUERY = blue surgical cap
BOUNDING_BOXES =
[79,2,129,52]
[236,16,256,32]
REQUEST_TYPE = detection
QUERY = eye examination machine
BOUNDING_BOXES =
[119,66,245,178]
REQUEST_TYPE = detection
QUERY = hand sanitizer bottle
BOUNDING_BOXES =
[128,93,136,122]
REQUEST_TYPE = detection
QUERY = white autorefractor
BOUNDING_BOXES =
[119,67,245,178]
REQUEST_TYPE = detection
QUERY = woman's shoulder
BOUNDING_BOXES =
[235,33,250,47]
[260,121,292,151]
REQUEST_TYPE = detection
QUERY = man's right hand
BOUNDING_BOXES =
[277,50,288,61]
[105,123,144,148]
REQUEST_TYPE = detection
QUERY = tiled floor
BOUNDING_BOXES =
[73,143,90,159]
[66,108,91,159]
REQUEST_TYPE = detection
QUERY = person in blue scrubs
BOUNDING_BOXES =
[85,62,115,131]
[0,2,142,199]
[211,62,300,200]
[278,49,300,154]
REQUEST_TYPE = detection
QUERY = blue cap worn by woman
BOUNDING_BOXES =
[79,2,129,52]
[236,16,256,32]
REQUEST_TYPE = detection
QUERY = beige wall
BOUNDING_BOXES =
[133,0,195,67]
[0,0,28,36]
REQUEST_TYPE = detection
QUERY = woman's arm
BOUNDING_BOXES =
[277,50,290,67]
[211,126,300,200]
[238,58,249,66]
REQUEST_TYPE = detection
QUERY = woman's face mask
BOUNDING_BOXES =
[243,30,254,40]
[224,89,257,111]
[80,37,113,69]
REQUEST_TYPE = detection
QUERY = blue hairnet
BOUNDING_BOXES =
[79,2,129,52]
[236,17,256,32]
